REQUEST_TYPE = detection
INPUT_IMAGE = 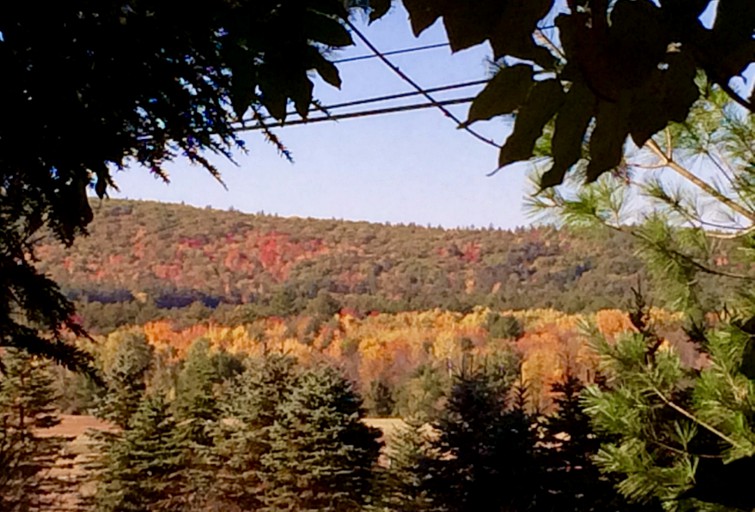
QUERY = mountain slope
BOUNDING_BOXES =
[34,199,726,318]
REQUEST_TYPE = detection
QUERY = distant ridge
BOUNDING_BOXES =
[35,199,731,321]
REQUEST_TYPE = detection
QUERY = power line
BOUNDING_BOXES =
[344,19,501,151]
[331,42,450,64]
[237,79,488,126]
[234,96,476,132]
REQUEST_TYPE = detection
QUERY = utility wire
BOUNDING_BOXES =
[236,79,488,126]
[344,19,501,150]
[331,42,450,64]
[234,96,476,132]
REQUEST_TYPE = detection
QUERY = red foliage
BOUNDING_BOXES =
[461,241,481,263]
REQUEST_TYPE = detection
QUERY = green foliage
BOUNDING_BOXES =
[486,311,524,339]
[306,289,343,319]
[430,370,539,512]
[99,331,155,428]
[539,372,659,512]
[260,364,382,512]
[577,302,755,511]
[0,349,68,511]
[94,394,185,512]
[210,355,298,509]
[174,338,219,446]
[379,423,440,512]
[395,364,450,422]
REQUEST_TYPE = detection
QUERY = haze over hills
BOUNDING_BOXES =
[34,199,734,329]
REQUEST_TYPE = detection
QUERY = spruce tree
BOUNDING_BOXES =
[210,354,297,510]
[379,422,441,512]
[0,348,64,511]
[172,338,222,508]
[99,332,154,428]
[429,370,540,512]
[260,364,382,512]
[174,338,218,446]
[538,372,660,512]
[95,394,185,512]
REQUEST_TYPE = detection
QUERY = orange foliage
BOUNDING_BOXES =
[595,309,635,341]
[100,308,686,414]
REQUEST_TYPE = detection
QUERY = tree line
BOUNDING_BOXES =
[0,336,664,512]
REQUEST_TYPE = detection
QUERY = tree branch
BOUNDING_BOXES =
[645,139,755,223]
[651,384,746,452]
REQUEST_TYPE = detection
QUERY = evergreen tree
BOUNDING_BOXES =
[580,310,747,510]
[210,354,297,510]
[430,370,539,512]
[396,363,449,422]
[99,331,154,428]
[0,348,64,511]
[538,372,660,512]
[379,422,442,512]
[95,394,185,512]
[172,338,222,508]
[174,338,218,445]
[531,84,755,511]
[260,364,382,512]
[366,378,396,417]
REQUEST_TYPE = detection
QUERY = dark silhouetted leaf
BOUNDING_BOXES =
[442,1,501,53]
[260,79,289,121]
[463,65,534,127]
[290,77,315,118]
[489,0,557,69]
[227,43,258,118]
[609,0,667,87]
[708,0,755,80]
[498,79,564,168]
[369,0,392,22]
[308,47,342,88]
[659,0,712,22]
[586,96,631,182]
[541,81,596,188]
[304,11,353,47]
[629,52,697,147]
[403,0,445,36]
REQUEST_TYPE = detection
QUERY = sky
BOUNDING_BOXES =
[111,5,533,229]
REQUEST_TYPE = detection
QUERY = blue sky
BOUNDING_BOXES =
[111,5,533,229]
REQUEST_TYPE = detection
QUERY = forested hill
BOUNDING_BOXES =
[34,199,727,326]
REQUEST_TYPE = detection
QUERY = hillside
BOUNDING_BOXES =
[34,199,732,331]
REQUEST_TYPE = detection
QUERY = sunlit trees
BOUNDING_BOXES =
[99,331,154,428]
[210,355,297,509]
[0,349,63,511]
[260,365,382,511]
[95,395,185,512]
